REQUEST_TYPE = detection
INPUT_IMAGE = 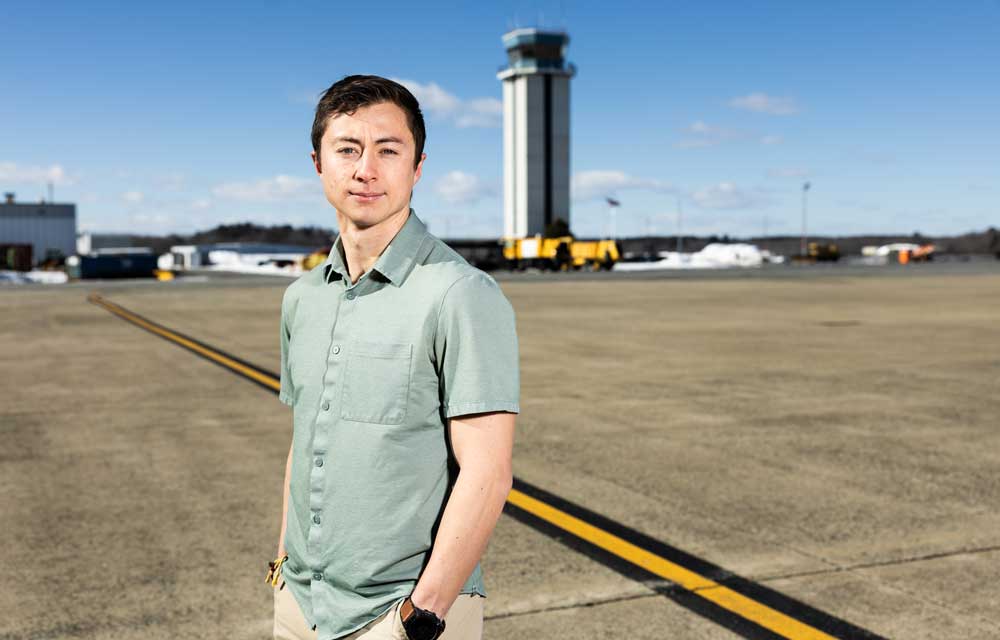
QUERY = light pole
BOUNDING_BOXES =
[800,181,811,257]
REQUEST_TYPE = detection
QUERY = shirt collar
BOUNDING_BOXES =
[323,208,428,287]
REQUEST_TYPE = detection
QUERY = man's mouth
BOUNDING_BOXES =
[350,191,384,201]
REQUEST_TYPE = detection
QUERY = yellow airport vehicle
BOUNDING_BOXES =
[503,235,619,271]
[569,238,620,270]
[791,242,841,264]
[302,246,331,271]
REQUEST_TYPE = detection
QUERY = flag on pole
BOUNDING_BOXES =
[606,197,621,207]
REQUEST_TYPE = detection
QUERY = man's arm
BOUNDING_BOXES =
[277,442,293,557]
[409,410,515,618]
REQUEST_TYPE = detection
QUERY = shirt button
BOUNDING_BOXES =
[313,514,321,524]
[315,457,324,467]
[345,291,355,300]
[313,572,323,581]
[322,401,330,411]
[332,345,341,355]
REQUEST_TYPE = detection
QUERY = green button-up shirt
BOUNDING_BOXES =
[278,209,520,640]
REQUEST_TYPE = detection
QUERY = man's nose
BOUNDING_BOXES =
[353,149,377,182]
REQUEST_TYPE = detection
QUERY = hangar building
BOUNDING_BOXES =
[0,192,77,267]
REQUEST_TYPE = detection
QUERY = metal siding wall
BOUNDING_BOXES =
[0,204,77,265]
[502,79,517,239]
[550,76,571,229]
[514,76,530,238]
[543,75,553,228]
[524,74,546,237]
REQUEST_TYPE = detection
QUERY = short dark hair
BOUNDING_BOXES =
[311,75,426,169]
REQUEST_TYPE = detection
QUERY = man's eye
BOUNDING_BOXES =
[337,147,358,155]
[380,148,398,155]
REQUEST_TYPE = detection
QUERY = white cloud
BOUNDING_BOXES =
[675,121,741,149]
[572,170,671,202]
[691,182,768,210]
[394,79,503,129]
[455,97,503,128]
[0,162,75,186]
[688,121,722,135]
[122,190,144,204]
[767,167,809,178]
[729,93,799,115]
[212,175,318,201]
[760,135,783,145]
[401,80,460,113]
[435,170,493,204]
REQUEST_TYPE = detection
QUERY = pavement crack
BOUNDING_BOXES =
[756,543,1000,583]
[485,588,663,621]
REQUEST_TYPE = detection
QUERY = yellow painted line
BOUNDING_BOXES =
[88,292,280,392]
[91,291,839,639]
[506,489,837,640]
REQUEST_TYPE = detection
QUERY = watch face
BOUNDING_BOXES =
[405,612,439,640]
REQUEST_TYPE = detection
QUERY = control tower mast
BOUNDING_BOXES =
[498,29,575,239]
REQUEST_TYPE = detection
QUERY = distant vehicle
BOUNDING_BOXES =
[65,252,159,279]
[790,242,840,263]
[861,243,935,264]
[302,246,331,272]
[503,235,619,271]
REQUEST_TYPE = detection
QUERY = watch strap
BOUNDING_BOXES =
[400,596,446,640]
[400,597,415,623]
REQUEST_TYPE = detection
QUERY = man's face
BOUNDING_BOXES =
[312,101,425,229]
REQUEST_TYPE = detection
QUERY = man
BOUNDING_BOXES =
[270,75,519,640]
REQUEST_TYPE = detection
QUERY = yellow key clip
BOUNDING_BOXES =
[266,554,289,589]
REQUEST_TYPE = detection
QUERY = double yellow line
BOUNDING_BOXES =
[90,291,874,640]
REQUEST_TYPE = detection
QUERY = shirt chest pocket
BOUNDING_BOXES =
[340,341,412,425]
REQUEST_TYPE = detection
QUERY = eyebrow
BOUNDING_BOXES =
[332,136,404,145]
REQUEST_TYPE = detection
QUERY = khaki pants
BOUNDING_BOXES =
[273,584,484,640]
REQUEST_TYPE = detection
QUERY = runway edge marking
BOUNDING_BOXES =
[89,292,886,640]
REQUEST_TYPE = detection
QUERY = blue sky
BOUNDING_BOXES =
[3,1,998,239]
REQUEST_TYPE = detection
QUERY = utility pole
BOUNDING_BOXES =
[800,181,811,257]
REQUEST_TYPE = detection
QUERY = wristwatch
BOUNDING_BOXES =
[399,596,446,640]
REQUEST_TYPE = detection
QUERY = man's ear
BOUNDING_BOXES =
[412,152,427,187]
[311,150,322,175]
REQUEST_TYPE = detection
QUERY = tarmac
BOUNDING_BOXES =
[3,260,1000,639]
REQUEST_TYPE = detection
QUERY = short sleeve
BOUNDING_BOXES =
[278,291,295,407]
[434,273,520,419]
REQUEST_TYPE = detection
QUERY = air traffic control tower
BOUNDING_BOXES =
[498,29,575,239]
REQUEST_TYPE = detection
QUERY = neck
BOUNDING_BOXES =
[337,207,410,284]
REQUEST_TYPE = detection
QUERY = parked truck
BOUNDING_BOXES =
[503,235,620,271]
